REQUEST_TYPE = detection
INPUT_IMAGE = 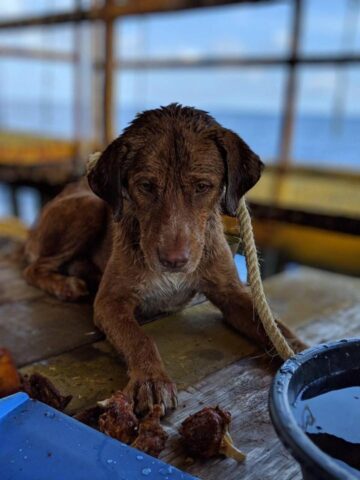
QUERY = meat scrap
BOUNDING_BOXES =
[132,404,168,458]
[74,405,104,428]
[0,348,21,398]
[0,347,72,410]
[75,394,169,457]
[180,406,246,462]
[21,372,72,411]
[98,391,139,444]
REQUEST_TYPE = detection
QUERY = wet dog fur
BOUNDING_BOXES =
[24,104,306,415]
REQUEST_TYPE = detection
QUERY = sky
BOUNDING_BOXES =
[0,0,360,117]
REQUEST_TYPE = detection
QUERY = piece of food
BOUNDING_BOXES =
[179,406,246,462]
[73,405,104,428]
[98,391,139,444]
[21,372,72,411]
[0,348,21,398]
[132,404,168,457]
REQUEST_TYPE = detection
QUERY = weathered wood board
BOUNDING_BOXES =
[1,235,360,480]
[265,266,360,332]
[0,298,96,366]
[19,302,257,413]
[161,357,302,480]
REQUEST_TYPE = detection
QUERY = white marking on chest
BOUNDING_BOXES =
[138,271,196,315]
[145,272,189,299]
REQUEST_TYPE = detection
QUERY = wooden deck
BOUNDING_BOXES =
[1,234,360,479]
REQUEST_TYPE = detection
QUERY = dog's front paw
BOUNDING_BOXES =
[124,370,177,417]
[55,277,89,302]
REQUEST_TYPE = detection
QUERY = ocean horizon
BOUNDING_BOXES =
[1,102,359,171]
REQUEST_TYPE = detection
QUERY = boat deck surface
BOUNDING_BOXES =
[0,234,359,480]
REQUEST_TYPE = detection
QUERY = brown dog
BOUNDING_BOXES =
[24,104,305,415]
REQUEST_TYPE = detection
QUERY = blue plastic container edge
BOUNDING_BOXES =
[0,392,199,480]
[0,392,29,420]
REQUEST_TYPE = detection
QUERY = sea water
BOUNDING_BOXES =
[0,106,359,224]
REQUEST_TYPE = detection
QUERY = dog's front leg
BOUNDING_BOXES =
[94,287,177,416]
[200,245,307,356]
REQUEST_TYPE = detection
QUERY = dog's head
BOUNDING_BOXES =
[88,104,263,273]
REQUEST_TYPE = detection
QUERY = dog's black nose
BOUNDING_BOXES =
[158,248,190,269]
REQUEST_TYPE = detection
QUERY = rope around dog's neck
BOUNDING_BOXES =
[237,197,294,360]
[86,152,294,360]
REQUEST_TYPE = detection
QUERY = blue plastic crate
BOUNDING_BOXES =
[0,392,197,480]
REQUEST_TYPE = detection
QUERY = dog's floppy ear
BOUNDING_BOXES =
[87,138,127,222]
[214,128,264,216]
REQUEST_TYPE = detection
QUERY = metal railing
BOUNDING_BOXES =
[0,0,359,165]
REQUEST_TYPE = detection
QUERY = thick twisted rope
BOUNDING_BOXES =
[237,197,294,360]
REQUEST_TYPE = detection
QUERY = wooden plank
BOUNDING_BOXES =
[0,217,355,480]
[0,242,255,370]
[24,323,360,480]
[0,233,248,369]
[0,298,97,366]
[20,353,302,479]
[264,267,360,330]
[17,266,360,477]
[142,303,256,391]
[161,269,360,480]
[20,341,127,414]
[1,225,358,370]
[161,357,301,480]
[16,267,360,411]
[160,270,360,479]
[12,265,360,479]
[18,302,257,412]
[299,303,360,346]
[0,257,44,305]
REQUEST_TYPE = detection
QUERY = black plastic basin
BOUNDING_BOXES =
[269,338,360,480]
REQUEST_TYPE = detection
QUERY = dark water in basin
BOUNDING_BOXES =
[292,368,360,477]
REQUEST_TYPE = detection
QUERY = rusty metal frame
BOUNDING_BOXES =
[0,1,273,29]
[0,0,359,162]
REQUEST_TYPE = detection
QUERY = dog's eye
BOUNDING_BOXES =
[195,182,212,194]
[138,181,154,193]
